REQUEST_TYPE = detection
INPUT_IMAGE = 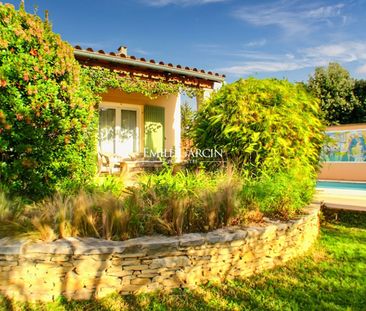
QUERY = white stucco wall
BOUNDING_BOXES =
[195,83,223,109]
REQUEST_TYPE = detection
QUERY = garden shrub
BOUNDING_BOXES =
[193,78,324,217]
[0,3,98,199]
[240,164,316,219]
[193,78,324,177]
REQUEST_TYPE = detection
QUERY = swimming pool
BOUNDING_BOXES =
[317,181,366,191]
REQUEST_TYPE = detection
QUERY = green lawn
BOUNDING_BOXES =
[1,212,365,311]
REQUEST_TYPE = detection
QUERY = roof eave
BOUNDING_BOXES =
[74,49,225,83]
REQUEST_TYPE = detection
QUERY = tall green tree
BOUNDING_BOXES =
[181,101,194,141]
[308,63,359,124]
[180,101,195,154]
[352,79,366,123]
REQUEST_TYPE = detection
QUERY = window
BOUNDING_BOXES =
[99,106,139,157]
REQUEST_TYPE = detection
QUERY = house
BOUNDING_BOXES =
[73,46,224,168]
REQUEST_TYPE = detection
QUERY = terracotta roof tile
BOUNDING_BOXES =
[73,46,225,81]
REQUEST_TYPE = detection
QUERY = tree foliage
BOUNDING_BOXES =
[307,62,359,124]
[352,79,366,123]
[181,101,194,141]
[193,78,324,178]
[0,3,98,198]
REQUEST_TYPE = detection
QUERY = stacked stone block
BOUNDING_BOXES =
[0,205,320,301]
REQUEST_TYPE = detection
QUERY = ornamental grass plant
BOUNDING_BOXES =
[0,163,318,241]
[0,166,242,241]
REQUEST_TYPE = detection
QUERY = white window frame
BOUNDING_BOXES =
[99,101,142,157]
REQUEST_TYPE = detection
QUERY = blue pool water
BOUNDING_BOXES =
[317,181,366,191]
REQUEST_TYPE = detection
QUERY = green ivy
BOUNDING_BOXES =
[83,66,197,100]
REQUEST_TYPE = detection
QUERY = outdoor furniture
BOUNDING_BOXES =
[97,152,127,176]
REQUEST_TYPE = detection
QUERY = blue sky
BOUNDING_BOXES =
[6,0,366,82]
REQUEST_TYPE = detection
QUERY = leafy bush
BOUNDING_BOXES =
[85,175,125,197]
[193,78,324,177]
[240,165,316,219]
[193,78,324,218]
[0,3,98,199]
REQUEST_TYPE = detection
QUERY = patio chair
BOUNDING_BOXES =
[98,152,128,176]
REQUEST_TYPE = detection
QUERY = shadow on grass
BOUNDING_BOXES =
[321,208,366,229]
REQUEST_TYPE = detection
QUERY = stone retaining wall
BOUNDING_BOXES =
[0,205,320,301]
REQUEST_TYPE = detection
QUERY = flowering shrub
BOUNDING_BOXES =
[0,3,98,198]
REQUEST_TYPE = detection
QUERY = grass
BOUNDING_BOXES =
[1,213,365,311]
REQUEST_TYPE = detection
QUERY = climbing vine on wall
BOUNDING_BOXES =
[83,66,197,100]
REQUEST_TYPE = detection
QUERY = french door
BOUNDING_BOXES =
[99,107,139,157]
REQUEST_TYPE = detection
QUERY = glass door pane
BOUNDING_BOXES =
[118,109,137,156]
[99,108,116,154]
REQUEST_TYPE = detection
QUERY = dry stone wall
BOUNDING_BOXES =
[0,205,320,301]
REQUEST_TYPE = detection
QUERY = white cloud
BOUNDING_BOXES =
[143,0,227,6]
[218,41,366,76]
[306,3,344,18]
[304,42,366,62]
[245,39,267,47]
[357,64,366,74]
[233,1,347,36]
[221,62,304,75]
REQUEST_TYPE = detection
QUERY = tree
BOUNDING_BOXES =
[352,79,366,123]
[193,78,324,177]
[180,101,195,156]
[0,3,98,198]
[181,102,194,141]
[307,62,359,124]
